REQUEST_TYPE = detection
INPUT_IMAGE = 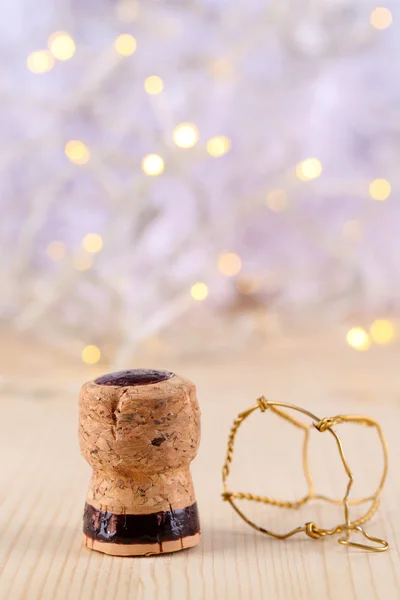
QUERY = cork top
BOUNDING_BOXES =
[79,370,200,477]
[95,369,175,387]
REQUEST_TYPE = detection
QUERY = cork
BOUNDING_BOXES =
[79,369,201,556]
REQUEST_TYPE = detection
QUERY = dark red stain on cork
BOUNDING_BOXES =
[83,502,200,545]
[95,369,175,387]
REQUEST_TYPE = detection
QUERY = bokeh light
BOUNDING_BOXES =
[144,75,164,95]
[116,1,140,22]
[210,58,233,79]
[82,233,103,253]
[369,178,391,201]
[115,33,137,56]
[207,136,231,157]
[173,123,199,148]
[191,282,209,301]
[82,345,101,364]
[142,154,164,175]
[140,336,165,354]
[65,140,90,165]
[73,254,93,271]
[47,241,66,261]
[48,32,76,60]
[370,319,395,344]
[266,189,288,212]
[27,50,55,74]
[370,7,392,30]
[218,252,242,277]
[342,220,363,243]
[346,327,371,351]
[296,158,322,181]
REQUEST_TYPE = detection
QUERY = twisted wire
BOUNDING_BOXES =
[222,396,388,552]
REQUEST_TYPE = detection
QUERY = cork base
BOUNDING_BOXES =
[82,532,201,556]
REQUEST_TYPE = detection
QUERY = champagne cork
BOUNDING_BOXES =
[79,369,201,556]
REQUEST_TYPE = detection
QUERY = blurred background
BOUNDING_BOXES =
[1,0,400,386]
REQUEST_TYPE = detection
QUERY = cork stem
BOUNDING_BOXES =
[87,466,196,515]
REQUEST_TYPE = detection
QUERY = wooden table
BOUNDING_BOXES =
[1,335,400,599]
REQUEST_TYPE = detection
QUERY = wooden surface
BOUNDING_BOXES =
[1,335,400,600]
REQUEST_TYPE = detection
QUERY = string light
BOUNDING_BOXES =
[65,140,90,165]
[218,252,242,277]
[342,220,363,243]
[116,1,140,22]
[266,189,288,212]
[210,58,233,79]
[370,319,395,344]
[142,154,164,175]
[370,7,392,30]
[48,32,76,61]
[82,345,101,364]
[27,50,54,74]
[140,336,165,354]
[173,123,199,148]
[296,158,322,181]
[73,253,93,271]
[144,75,164,95]
[47,241,66,260]
[191,282,209,301]
[115,33,137,56]
[207,136,231,157]
[346,327,371,351]
[369,178,391,201]
[82,233,103,253]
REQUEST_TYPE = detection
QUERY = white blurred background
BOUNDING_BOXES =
[1,0,399,379]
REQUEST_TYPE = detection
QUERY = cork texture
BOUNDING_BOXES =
[79,372,201,515]
[82,533,201,556]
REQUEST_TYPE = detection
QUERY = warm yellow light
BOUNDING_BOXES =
[73,253,93,271]
[346,327,371,351]
[191,282,209,301]
[48,32,76,61]
[173,123,199,149]
[82,345,101,364]
[342,220,363,243]
[115,33,137,56]
[296,158,322,181]
[82,233,103,253]
[141,336,165,354]
[144,75,164,95]
[266,189,288,212]
[207,136,231,157]
[369,178,391,201]
[116,1,140,22]
[142,154,164,175]
[47,241,66,260]
[218,252,242,277]
[65,140,90,165]
[370,7,392,29]
[210,58,233,79]
[370,319,395,344]
[27,50,55,74]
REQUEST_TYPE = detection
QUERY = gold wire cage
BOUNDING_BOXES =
[222,396,389,552]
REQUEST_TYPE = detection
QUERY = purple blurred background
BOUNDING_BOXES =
[1,0,399,369]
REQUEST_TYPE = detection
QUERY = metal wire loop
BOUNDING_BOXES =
[222,396,389,552]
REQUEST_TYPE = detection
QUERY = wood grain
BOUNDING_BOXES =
[1,337,400,599]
